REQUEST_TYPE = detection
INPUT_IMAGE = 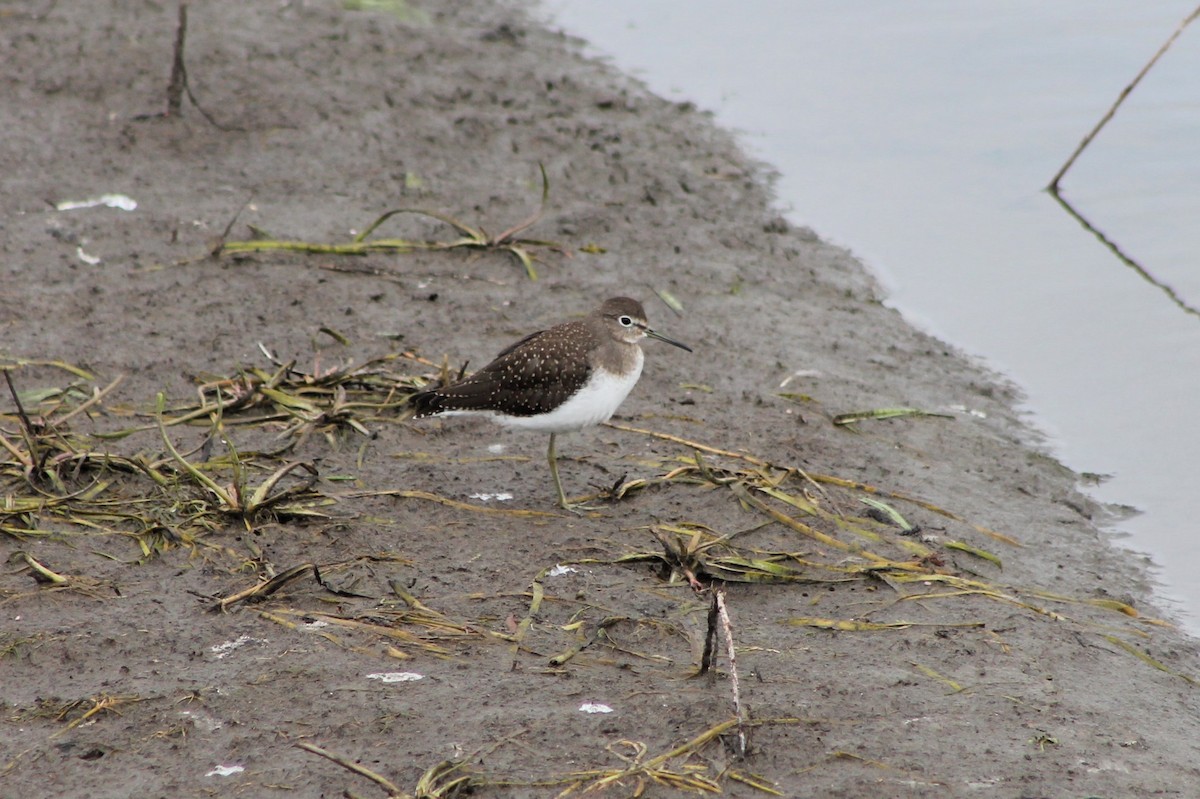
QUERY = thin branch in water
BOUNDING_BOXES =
[1048,4,1200,190]
[1049,189,1200,320]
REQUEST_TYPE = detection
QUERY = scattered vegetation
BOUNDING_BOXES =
[220,165,563,280]
[0,352,439,561]
[1,345,1188,795]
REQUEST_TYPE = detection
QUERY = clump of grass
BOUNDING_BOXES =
[618,523,822,586]
[221,165,562,280]
[147,351,436,449]
[215,560,500,658]
[0,632,44,658]
[0,366,200,556]
[0,355,411,558]
[154,392,330,529]
[0,345,456,559]
[9,693,149,739]
[550,718,800,795]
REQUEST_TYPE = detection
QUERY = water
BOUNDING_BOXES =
[546,1,1200,629]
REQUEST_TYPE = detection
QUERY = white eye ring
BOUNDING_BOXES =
[618,315,634,326]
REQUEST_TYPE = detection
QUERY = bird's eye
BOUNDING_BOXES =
[618,315,633,326]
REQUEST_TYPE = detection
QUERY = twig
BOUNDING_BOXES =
[295,742,406,797]
[3,369,45,477]
[153,1,236,130]
[700,592,719,674]
[715,586,748,758]
[165,3,187,117]
[209,196,253,256]
[4,369,36,442]
[1048,4,1200,190]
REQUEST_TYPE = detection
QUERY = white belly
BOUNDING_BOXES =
[431,351,645,435]
[504,356,643,432]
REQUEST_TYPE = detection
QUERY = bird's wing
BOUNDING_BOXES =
[492,328,547,359]
[421,328,592,417]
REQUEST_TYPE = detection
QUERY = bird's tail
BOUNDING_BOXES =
[406,388,445,419]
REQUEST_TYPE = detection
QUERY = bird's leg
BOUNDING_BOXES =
[547,433,596,514]
[547,433,568,508]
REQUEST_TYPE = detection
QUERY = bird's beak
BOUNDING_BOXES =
[645,327,693,353]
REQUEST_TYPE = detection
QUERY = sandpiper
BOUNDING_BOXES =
[408,296,692,510]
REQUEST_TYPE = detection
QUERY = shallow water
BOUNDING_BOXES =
[548,0,1200,630]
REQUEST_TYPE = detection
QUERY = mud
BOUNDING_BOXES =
[2,2,1198,797]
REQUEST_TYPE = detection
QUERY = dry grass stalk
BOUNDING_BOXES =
[222,165,561,281]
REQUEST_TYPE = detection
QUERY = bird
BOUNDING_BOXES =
[408,296,692,510]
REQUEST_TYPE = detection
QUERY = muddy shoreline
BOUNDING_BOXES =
[2,2,1198,796]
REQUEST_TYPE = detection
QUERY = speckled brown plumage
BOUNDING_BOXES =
[410,297,667,422]
[408,296,691,509]
[409,318,602,419]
